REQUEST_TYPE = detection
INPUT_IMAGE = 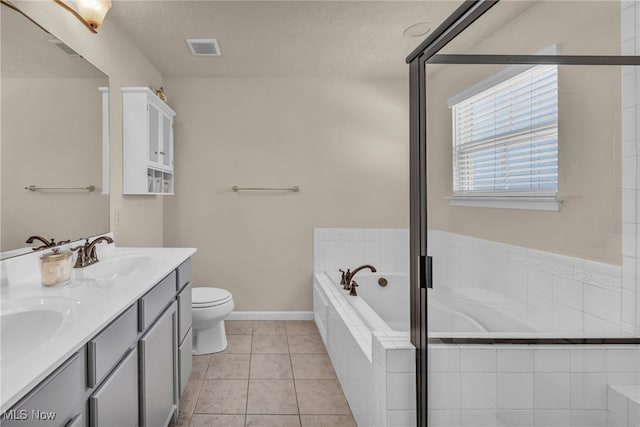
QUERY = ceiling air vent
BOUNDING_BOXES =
[48,39,79,56]
[186,39,221,56]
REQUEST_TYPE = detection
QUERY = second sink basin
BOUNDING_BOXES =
[77,255,156,281]
[1,297,81,368]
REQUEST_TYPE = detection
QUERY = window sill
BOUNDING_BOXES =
[448,194,563,211]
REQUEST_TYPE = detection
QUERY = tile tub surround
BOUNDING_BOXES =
[171,320,357,427]
[313,228,409,275]
[608,384,640,427]
[0,242,196,412]
[428,230,626,335]
[314,272,416,427]
[428,344,640,427]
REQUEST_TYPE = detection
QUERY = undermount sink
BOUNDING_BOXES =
[1,297,80,368]
[76,255,156,281]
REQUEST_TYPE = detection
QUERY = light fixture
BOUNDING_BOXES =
[53,0,112,33]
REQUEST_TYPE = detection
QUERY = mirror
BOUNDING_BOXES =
[1,2,110,259]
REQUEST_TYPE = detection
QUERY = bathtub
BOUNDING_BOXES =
[313,270,543,427]
[314,271,416,427]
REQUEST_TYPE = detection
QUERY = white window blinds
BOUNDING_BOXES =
[451,64,559,195]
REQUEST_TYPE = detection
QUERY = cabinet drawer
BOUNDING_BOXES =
[177,283,192,343]
[176,258,192,291]
[89,348,138,427]
[178,328,193,396]
[2,352,85,427]
[139,270,176,331]
[88,304,138,387]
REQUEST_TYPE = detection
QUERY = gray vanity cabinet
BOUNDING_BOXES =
[3,256,194,427]
[176,260,193,395]
[139,301,178,427]
[89,348,138,427]
[1,352,86,427]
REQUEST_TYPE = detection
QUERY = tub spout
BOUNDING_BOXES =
[344,264,377,291]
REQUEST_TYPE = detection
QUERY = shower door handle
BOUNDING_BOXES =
[419,255,433,289]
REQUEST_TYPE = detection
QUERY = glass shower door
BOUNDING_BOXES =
[409,1,640,426]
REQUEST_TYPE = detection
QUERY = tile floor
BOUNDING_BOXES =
[173,320,357,427]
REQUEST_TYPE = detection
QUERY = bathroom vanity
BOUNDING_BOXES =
[0,246,195,427]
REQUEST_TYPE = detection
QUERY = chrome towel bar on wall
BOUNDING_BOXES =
[232,186,300,193]
[25,185,96,192]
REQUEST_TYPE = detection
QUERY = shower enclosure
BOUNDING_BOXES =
[407,1,640,426]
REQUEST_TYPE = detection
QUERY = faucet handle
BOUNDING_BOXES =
[70,243,90,268]
[342,269,352,290]
[339,269,346,285]
[349,280,359,296]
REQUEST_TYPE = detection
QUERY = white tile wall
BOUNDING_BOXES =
[313,228,409,274]
[429,344,640,427]
[428,230,624,334]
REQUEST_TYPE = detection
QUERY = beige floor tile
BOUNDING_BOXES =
[300,415,357,427]
[224,334,253,353]
[295,380,351,415]
[252,321,286,334]
[284,321,318,335]
[190,414,245,427]
[194,380,248,414]
[191,355,212,379]
[251,334,289,354]
[250,354,293,379]
[207,354,251,379]
[287,334,326,354]
[169,411,191,427]
[246,380,298,415]
[225,320,254,335]
[290,354,336,379]
[179,377,204,416]
[245,415,301,427]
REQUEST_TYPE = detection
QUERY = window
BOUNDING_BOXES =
[449,64,562,211]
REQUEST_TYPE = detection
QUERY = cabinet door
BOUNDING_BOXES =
[147,103,160,164]
[89,348,138,427]
[139,302,177,427]
[1,352,85,427]
[178,328,193,396]
[161,114,173,168]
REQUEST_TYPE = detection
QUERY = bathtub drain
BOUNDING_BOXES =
[378,277,388,287]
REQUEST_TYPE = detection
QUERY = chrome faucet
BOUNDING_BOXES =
[343,264,377,292]
[71,236,114,268]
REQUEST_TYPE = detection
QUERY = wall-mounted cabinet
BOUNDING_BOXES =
[122,87,176,195]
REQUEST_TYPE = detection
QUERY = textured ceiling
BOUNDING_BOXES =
[1,3,107,78]
[109,1,462,78]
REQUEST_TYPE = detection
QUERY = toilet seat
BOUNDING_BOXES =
[192,287,233,308]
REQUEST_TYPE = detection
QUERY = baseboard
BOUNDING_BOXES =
[228,311,314,321]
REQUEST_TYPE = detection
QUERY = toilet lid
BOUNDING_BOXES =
[192,287,232,307]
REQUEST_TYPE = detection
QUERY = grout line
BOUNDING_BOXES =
[285,332,303,424]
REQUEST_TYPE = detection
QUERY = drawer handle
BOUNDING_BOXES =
[65,414,83,427]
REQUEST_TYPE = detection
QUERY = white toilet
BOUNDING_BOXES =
[191,287,234,355]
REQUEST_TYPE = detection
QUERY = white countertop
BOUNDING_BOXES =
[0,245,196,411]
